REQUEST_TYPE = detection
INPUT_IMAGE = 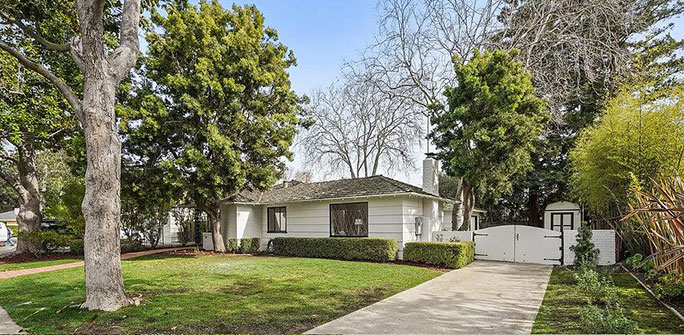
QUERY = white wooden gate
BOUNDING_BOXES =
[472,225,562,265]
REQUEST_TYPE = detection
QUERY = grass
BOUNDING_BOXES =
[0,258,81,272]
[0,253,443,334]
[532,267,684,334]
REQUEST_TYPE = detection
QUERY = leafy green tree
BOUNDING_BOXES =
[570,83,684,218]
[120,0,302,252]
[431,49,548,229]
[0,7,77,253]
[495,0,684,225]
[0,0,143,310]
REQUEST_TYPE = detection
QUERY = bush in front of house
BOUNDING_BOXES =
[227,238,238,253]
[272,237,398,262]
[403,241,474,268]
[120,239,147,253]
[69,239,84,255]
[238,238,260,254]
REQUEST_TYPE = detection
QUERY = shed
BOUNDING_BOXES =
[543,201,582,231]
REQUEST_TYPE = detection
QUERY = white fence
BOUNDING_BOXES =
[563,230,616,265]
[432,227,617,265]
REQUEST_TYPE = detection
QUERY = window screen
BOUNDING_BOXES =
[330,202,368,237]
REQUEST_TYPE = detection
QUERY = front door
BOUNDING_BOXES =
[550,212,574,232]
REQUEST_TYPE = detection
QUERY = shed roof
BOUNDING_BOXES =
[225,175,453,204]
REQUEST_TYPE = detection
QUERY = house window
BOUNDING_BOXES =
[330,202,368,237]
[267,207,287,233]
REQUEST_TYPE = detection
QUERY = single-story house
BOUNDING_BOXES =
[219,156,457,256]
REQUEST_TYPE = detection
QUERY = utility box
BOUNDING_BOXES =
[202,232,214,251]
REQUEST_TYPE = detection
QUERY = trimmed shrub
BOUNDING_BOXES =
[238,238,260,254]
[22,230,72,254]
[272,237,398,262]
[69,239,84,255]
[227,238,238,253]
[403,241,474,268]
[120,239,147,253]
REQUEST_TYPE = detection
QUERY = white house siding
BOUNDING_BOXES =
[217,195,441,256]
[220,204,261,241]
[259,197,405,249]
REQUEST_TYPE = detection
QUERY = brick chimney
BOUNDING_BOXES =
[422,153,439,196]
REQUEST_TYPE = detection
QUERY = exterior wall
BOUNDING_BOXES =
[260,197,407,250]
[161,212,180,246]
[563,229,616,265]
[220,195,444,256]
[237,205,262,239]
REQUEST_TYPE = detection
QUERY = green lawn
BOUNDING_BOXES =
[533,267,684,334]
[0,253,443,334]
[0,258,82,272]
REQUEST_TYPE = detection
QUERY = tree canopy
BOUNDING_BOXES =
[570,83,684,218]
[120,0,302,252]
[430,49,548,225]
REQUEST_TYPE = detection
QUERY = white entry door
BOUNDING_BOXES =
[472,225,515,262]
[514,226,562,265]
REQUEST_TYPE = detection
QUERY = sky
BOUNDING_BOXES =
[227,0,684,186]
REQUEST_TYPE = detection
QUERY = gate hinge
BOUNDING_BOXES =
[544,235,562,239]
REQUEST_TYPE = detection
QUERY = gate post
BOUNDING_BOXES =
[560,230,564,265]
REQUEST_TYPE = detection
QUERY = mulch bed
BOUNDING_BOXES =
[0,252,81,265]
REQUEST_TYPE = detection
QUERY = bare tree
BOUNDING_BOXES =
[0,0,141,311]
[494,0,638,115]
[300,70,423,179]
[358,0,502,228]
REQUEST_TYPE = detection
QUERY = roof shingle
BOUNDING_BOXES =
[228,175,448,204]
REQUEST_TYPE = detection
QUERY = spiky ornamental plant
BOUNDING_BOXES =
[572,222,600,269]
[624,175,684,275]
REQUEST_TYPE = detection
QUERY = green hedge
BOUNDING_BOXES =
[227,238,238,253]
[403,241,474,268]
[238,238,260,254]
[272,237,398,262]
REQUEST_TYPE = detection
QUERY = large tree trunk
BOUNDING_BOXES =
[528,186,541,227]
[75,0,140,311]
[450,177,464,231]
[14,136,43,254]
[459,181,475,231]
[80,78,130,311]
[205,206,226,252]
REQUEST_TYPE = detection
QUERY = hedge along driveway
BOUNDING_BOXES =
[307,261,553,334]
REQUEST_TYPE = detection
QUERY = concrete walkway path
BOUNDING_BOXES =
[0,247,190,280]
[306,261,552,335]
[0,247,191,334]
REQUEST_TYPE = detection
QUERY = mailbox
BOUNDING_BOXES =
[415,217,423,236]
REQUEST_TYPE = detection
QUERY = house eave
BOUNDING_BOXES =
[222,192,455,205]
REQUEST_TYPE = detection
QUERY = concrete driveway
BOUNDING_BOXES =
[306,261,552,334]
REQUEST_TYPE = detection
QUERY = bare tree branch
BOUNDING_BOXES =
[0,41,82,121]
[107,0,141,83]
[0,12,71,52]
